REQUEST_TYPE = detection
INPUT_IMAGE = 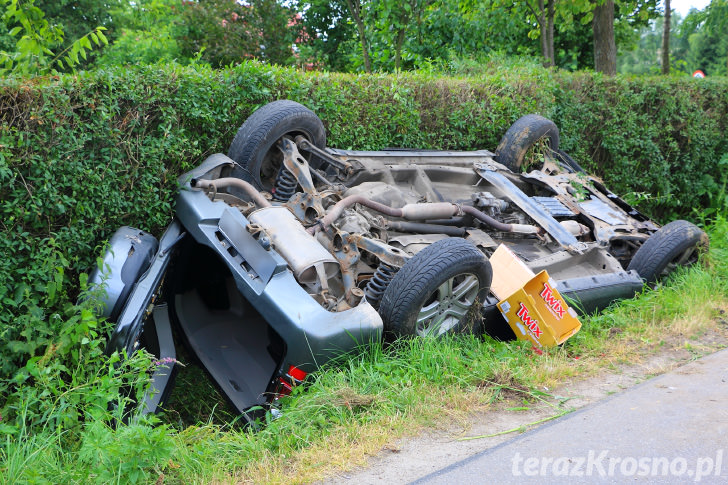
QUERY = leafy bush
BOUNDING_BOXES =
[0,276,159,482]
[0,0,108,75]
[552,73,728,218]
[78,418,175,484]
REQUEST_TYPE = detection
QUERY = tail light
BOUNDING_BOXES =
[272,364,308,399]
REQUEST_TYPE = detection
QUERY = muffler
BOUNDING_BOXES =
[248,206,338,284]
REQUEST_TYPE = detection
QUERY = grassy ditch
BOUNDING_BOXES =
[2,217,727,484]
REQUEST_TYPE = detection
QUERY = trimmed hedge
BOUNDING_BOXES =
[2,61,728,385]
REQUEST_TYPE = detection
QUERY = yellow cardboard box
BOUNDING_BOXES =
[490,245,581,347]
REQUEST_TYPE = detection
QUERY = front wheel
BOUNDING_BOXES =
[627,220,708,285]
[378,238,492,338]
[495,114,560,172]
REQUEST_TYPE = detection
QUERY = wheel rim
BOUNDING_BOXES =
[415,273,479,337]
[521,138,554,172]
[658,245,701,280]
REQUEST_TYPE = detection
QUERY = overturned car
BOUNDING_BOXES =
[93,100,707,422]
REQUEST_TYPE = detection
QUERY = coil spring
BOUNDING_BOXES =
[273,167,297,201]
[364,263,397,309]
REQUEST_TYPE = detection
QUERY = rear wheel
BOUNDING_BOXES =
[228,100,326,191]
[378,238,492,338]
[627,220,708,285]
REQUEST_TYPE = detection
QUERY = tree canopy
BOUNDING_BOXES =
[1,0,726,76]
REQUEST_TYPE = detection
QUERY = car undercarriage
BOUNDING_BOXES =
[93,100,708,422]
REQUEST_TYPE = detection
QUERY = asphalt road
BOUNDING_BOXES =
[413,348,728,484]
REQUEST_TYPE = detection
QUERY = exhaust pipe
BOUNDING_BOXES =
[313,195,538,235]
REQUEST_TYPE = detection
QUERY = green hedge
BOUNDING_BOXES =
[2,61,728,393]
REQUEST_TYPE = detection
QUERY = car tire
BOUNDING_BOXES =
[495,114,560,172]
[228,100,326,190]
[627,220,708,285]
[379,238,492,338]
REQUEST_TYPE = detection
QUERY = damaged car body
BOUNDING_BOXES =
[92,100,708,422]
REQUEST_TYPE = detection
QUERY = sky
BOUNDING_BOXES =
[670,0,712,16]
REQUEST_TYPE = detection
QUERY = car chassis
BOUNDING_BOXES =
[94,101,707,422]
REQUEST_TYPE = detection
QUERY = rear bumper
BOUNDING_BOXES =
[176,155,384,371]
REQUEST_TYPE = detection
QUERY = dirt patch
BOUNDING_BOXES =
[319,331,728,484]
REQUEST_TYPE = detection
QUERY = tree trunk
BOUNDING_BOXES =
[345,0,372,73]
[547,0,555,65]
[395,27,406,70]
[393,1,414,71]
[593,0,617,76]
[533,0,553,67]
[662,0,671,74]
